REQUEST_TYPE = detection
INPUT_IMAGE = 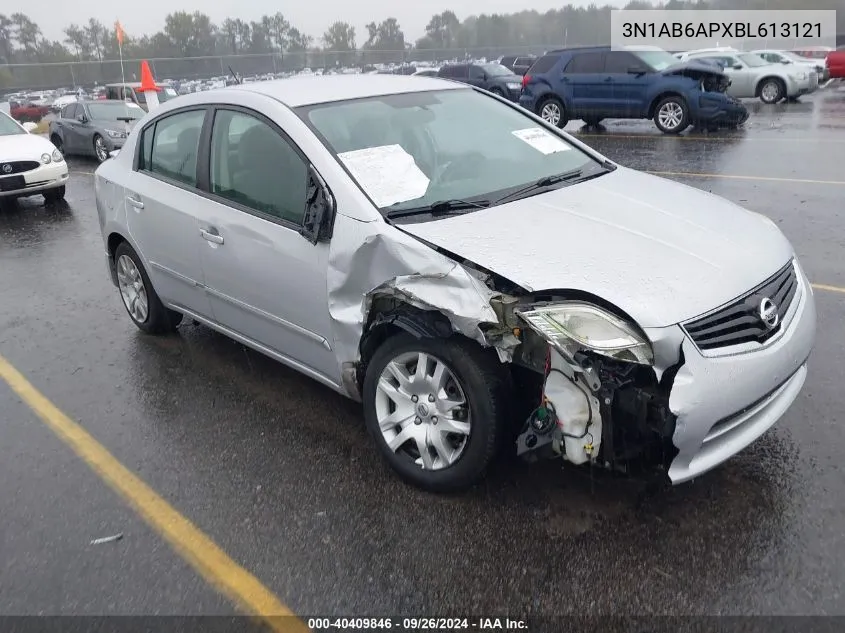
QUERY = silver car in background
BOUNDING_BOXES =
[676,48,818,103]
[93,76,815,492]
[49,100,145,163]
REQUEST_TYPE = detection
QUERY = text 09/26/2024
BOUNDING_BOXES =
[307,618,529,630]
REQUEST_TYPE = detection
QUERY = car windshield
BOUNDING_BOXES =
[482,63,513,77]
[0,113,25,136]
[633,50,680,71]
[88,102,145,120]
[782,51,811,63]
[300,88,602,217]
[739,53,769,67]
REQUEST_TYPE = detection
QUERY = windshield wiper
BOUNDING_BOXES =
[386,198,491,219]
[491,168,588,206]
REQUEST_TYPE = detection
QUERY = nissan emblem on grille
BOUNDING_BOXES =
[1,164,11,174]
[759,297,779,330]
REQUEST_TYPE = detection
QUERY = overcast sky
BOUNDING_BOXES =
[29,0,627,44]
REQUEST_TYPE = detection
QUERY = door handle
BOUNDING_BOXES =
[604,77,613,82]
[200,228,224,245]
[126,194,144,209]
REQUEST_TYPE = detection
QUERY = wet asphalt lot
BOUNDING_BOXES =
[2,86,845,622]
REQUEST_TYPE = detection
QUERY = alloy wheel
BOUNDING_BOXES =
[116,254,149,323]
[658,102,684,131]
[540,102,561,126]
[95,136,108,162]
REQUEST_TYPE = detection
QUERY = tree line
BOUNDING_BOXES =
[1,0,842,89]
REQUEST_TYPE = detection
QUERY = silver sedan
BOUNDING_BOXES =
[93,75,815,492]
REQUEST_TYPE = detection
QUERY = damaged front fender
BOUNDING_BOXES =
[328,214,519,399]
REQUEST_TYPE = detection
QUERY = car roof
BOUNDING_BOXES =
[229,75,467,107]
[546,45,608,54]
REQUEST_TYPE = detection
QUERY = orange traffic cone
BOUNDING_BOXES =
[139,60,162,111]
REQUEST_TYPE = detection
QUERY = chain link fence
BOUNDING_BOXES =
[1,45,573,92]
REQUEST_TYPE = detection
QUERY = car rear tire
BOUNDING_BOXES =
[653,96,690,134]
[43,186,65,202]
[113,242,183,334]
[93,134,109,163]
[50,134,64,154]
[759,78,785,104]
[583,117,604,127]
[537,96,567,128]
[362,333,510,492]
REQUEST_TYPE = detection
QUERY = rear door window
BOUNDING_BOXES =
[529,55,559,74]
[565,52,605,73]
[140,109,206,187]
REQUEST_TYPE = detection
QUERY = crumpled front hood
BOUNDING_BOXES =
[0,133,55,160]
[663,60,727,78]
[398,167,793,328]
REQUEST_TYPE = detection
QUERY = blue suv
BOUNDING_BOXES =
[519,46,749,134]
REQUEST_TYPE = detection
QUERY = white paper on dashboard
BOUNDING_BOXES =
[338,144,430,208]
[511,127,571,155]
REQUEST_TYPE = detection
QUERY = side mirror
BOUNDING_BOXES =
[627,66,648,75]
[77,114,88,123]
[302,165,336,244]
[21,121,37,132]
[732,63,743,70]
[781,60,792,64]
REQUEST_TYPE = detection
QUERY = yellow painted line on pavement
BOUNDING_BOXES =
[644,170,845,186]
[0,353,307,633]
[813,283,845,294]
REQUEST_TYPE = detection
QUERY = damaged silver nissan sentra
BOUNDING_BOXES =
[94,75,816,491]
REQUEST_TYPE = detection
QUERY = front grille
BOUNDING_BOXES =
[0,160,39,175]
[683,260,798,351]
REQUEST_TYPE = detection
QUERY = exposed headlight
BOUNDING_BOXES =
[506,82,522,90]
[790,72,807,80]
[105,129,127,139]
[40,153,51,164]
[517,302,654,365]
[51,149,63,162]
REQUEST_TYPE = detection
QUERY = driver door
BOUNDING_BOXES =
[198,107,337,382]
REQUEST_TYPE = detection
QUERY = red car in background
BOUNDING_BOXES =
[825,48,845,79]
[792,46,845,80]
[9,101,51,123]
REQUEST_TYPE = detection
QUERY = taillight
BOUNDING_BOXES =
[522,74,531,89]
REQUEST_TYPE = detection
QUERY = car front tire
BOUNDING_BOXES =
[362,333,510,492]
[653,96,690,134]
[113,242,183,334]
[759,78,786,104]
[50,134,64,155]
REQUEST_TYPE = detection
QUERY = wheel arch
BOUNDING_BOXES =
[647,91,686,118]
[357,302,456,393]
[755,75,786,97]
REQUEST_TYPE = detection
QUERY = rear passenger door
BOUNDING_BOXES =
[563,52,606,116]
[124,107,213,318]
[59,103,79,152]
[197,106,336,381]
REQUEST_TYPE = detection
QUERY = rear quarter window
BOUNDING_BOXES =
[529,55,560,74]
